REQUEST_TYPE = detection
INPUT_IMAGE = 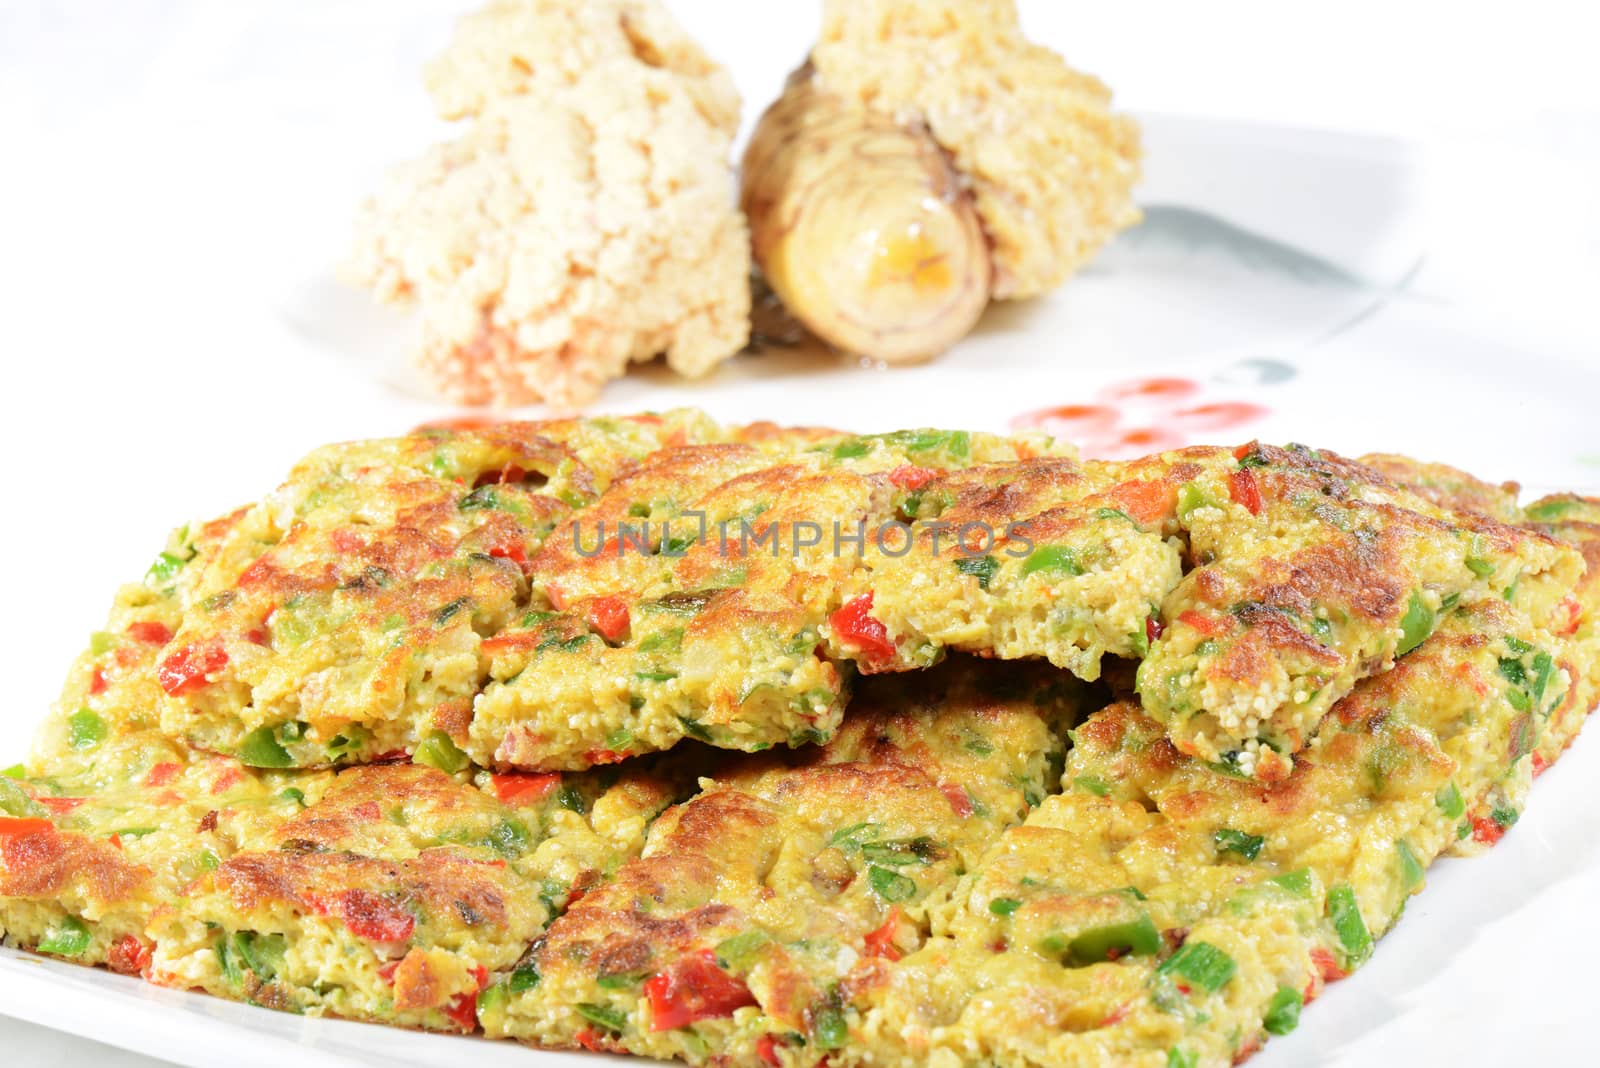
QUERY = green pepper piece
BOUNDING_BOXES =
[1020,546,1084,578]
[1156,941,1236,993]
[812,1004,849,1050]
[1263,985,1303,1035]
[1061,913,1162,964]
[326,724,372,762]
[1176,483,1218,519]
[1327,884,1372,965]
[1166,1050,1198,1068]
[38,916,92,957]
[576,1003,627,1034]
[67,708,107,751]
[476,981,509,1018]
[238,726,293,769]
[413,731,470,774]
[988,898,1022,918]
[1524,499,1579,522]
[1396,591,1435,656]
[1396,840,1426,893]
[714,931,770,970]
[1,764,23,780]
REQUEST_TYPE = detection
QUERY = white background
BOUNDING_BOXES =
[1,2,1598,1064]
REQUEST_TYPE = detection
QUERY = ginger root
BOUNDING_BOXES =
[741,0,1141,363]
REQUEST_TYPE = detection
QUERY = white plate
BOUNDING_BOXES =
[4,7,1599,1064]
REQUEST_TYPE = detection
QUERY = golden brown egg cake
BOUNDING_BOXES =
[156,410,728,770]
[142,757,687,1029]
[854,592,1576,1068]
[466,427,1077,770]
[1518,494,1600,767]
[1130,442,1579,779]
[1358,451,1525,524]
[478,658,1086,1062]
[850,456,1186,681]
[7,414,1599,1068]
[133,414,1089,774]
[3,492,693,995]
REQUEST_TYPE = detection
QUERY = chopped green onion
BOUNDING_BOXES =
[1396,840,1426,893]
[1524,498,1579,522]
[988,898,1022,917]
[596,971,645,990]
[557,783,587,814]
[1396,591,1435,656]
[1073,776,1112,797]
[1263,985,1303,1035]
[145,552,188,585]
[1156,941,1236,993]
[1465,557,1495,578]
[955,555,1001,590]
[1268,869,1313,898]
[868,866,917,903]
[1213,828,1264,861]
[413,731,469,774]
[1436,781,1466,819]
[1327,884,1372,965]
[508,962,540,993]
[232,930,286,981]
[488,818,531,857]
[576,1003,627,1034]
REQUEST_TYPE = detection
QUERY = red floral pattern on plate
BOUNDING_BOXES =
[1013,376,1269,459]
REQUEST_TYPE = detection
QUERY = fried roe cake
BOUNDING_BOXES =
[145,759,686,1029]
[1130,443,1578,778]
[854,593,1577,1068]
[2,500,692,1003]
[480,660,1085,1061]
[476,428,1090,770]
[157,410,726,769]
[137,414,1087,773]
